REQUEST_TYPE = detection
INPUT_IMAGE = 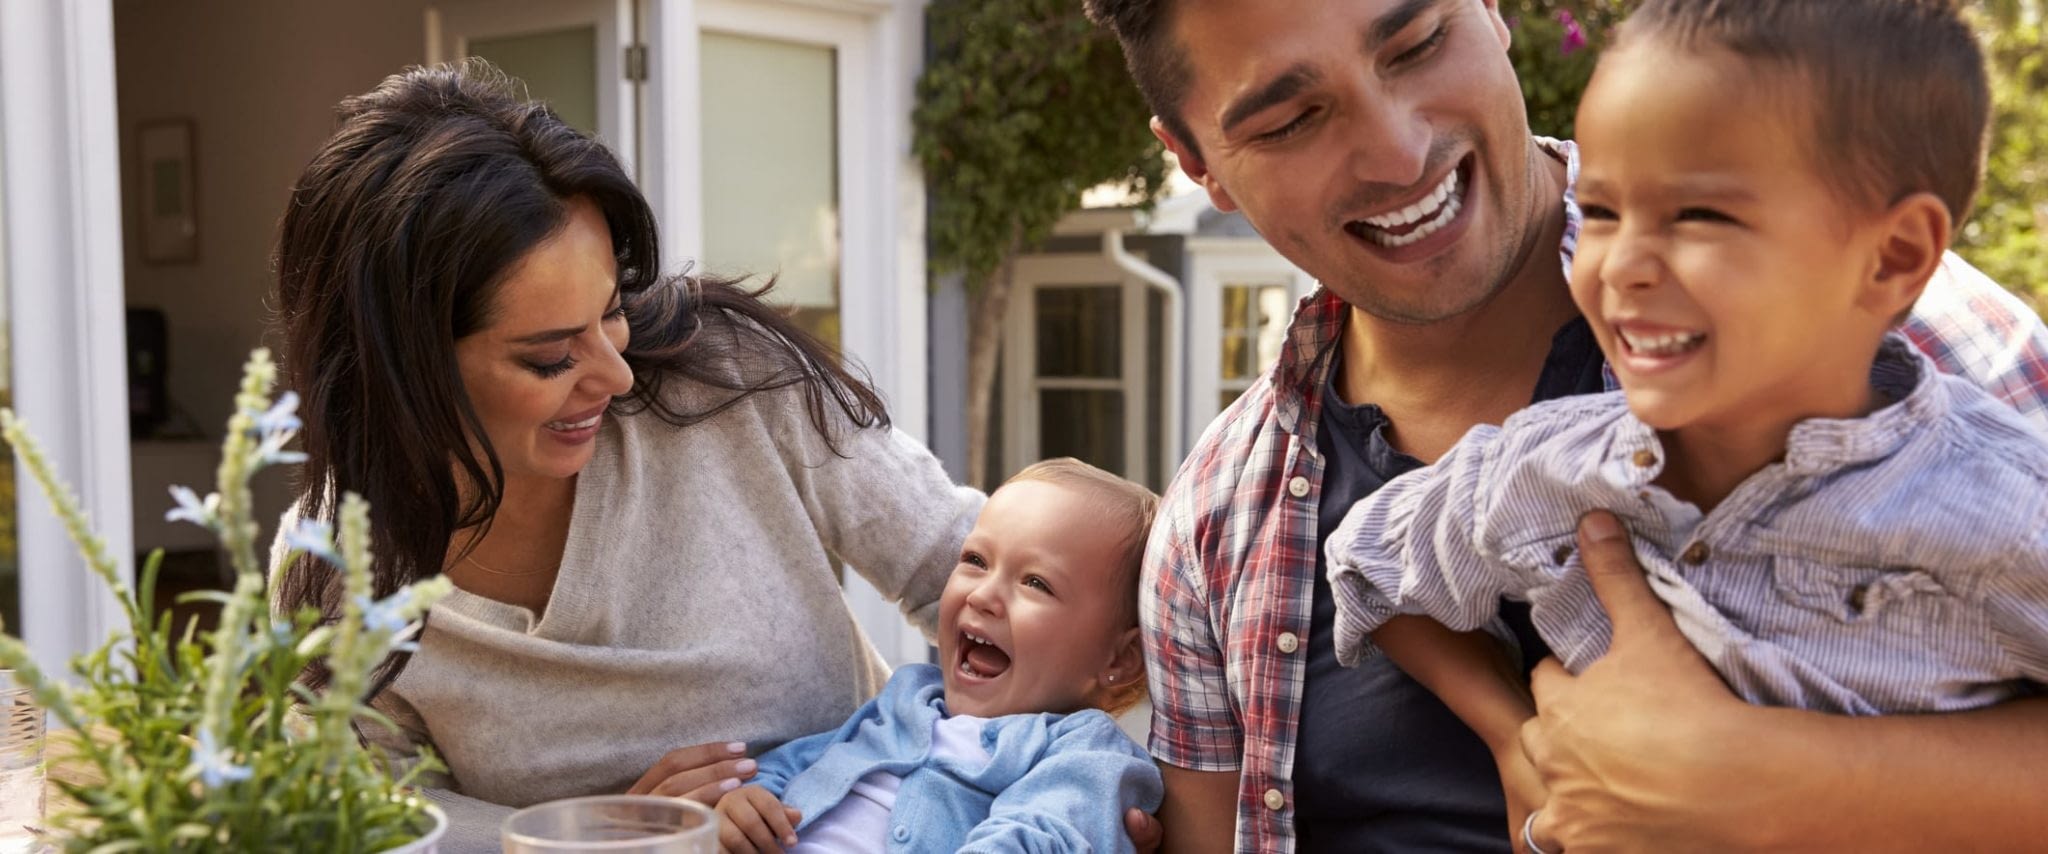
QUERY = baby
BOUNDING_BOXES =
[715,458,1163,853]
[1324,0,2048,839]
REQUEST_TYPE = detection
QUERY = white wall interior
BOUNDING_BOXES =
[115,0,433,436]
[113,0,434,551]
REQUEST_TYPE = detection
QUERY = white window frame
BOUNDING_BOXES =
[1001,254,1152,486]
[426,0,641,178]
[648,0,931,667]
[1184,237,1315,433]
[0,0,135,675]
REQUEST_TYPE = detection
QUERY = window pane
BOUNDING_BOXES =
[1254,286,1291,372]
[700,32,841,347]
[469,27,600,135]
[1040,389,1124,475]
[1220,285,1251,379]
[1222,284,1289,381]
[1035,286,1121,378]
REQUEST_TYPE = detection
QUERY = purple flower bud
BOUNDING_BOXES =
[1558,9,1588,56]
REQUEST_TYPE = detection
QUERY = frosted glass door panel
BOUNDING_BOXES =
[470,27,600,135]
[700,32,840,345]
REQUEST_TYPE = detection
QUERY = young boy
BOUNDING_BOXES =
[715,459,1163,853]
[1323,0,2048,840]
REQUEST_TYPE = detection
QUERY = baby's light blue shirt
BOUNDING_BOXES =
[751,663,1163,853]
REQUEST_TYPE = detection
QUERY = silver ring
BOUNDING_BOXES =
[1523,810,1552,854]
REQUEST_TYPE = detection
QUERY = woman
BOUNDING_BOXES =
[270,60,980,850]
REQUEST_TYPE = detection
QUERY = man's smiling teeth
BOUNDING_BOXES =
[546,414,601,431]
[1362,169,1459,229]
[1621,329,1707,356]
[1355,169,1463,248]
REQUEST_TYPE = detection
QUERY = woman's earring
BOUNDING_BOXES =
[1106,674,1117,683]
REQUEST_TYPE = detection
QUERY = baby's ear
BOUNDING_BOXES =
[1105,625,1145,686]
[1863,191,1950,318]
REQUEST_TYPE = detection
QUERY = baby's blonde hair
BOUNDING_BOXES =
[1002,458,1159,716]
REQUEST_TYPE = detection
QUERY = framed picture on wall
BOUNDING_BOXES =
[138,118,198,264]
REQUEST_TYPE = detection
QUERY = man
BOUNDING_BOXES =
[1080,0,2048,851]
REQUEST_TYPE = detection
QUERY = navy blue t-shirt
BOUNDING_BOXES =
[1292,318,1607,852]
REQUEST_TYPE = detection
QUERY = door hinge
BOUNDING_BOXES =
[624,43,649,82]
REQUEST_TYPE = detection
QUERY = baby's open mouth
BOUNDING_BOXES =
[958,631,1012,680]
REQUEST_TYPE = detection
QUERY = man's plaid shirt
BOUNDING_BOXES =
[1139,139,2048,853]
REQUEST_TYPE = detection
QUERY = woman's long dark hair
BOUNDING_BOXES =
[273,59,886,697]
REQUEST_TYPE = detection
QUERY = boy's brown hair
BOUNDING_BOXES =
[1618,0,1990,228]
[1004,457,1159,716]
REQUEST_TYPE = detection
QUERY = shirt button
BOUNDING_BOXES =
[1631,449,1659,468]
[1288,476,1311,498]
[892,825,910,842]
[1276,632,1300,654]
[1264,788,1286,811]
[1682,542,1711,564]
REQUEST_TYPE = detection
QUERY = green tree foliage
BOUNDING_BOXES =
[1959,0,2047,308]
[912,0,1167,486]
[914,0,1167,290]
[1506,0,2046,309]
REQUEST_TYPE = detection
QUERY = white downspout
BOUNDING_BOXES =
[1103,228,1184,486]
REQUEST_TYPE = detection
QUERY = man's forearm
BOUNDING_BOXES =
[1736,697,2048,849]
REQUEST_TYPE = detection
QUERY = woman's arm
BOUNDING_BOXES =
[780,412,983,638]
[1522,512,2048,851]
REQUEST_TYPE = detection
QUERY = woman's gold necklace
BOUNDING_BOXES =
[461,552,554,577]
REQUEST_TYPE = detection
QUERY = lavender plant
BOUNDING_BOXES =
[0,349,453,851]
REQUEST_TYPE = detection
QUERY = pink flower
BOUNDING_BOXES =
[1558,9,1588,55]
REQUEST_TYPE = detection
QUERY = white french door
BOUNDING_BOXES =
[427,0,643,178]
[0,0,134,674]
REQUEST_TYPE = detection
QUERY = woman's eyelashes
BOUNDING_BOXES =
[525,354,577,379]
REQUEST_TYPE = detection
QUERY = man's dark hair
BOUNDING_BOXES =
[1619,0,1990,225]
[1083,0,1197,152]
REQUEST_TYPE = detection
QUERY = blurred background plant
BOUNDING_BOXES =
[1504,0,1633,140]
[1964,0,2047,311]
[1505,0,2048,311]
[0,349,450,852]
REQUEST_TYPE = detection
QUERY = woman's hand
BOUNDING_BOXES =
[715,784,802,854]
[625,741,761,804]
